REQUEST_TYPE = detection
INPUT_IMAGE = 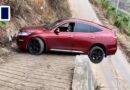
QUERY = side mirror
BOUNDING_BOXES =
[54,28,60,34]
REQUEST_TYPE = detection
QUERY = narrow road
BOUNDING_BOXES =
[68,0,130,90]
[0,52,75,90]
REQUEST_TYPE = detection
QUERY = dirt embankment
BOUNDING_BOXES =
[0,0,71,45]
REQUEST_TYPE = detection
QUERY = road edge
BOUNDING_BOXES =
[72,55,97,90]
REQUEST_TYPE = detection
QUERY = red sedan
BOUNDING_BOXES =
[16,19,117,63]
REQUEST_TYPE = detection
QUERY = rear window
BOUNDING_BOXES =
[90,26,102,32]
[74,22,102,33]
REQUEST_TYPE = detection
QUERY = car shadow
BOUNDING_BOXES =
[10,42,82,56]
[12,47,81,56]
[45,51,81,56]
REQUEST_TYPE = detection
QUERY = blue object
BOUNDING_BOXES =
[0,6,10,21]
[1,7,9,19]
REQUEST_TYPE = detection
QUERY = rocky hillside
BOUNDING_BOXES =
[0,0,71,45]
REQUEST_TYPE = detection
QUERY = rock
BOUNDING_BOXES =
[11,42,18,50]
[0,47,10,56]
[0,58,5,63]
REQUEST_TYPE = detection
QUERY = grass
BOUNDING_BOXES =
[93,0,130,36]
[0,21,6,27]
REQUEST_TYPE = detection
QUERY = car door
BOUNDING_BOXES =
[72,22,96,53]
[47,22,74,51]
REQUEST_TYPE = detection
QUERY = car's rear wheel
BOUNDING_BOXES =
[28,38,44,55]
[88,46,104,64]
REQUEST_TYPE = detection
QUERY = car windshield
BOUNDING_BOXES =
[43,20,62,29]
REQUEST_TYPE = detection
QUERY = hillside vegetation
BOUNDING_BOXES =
[0,0,71,45]
[92,0,130,36]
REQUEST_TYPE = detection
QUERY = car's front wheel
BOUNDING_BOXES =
[88,46,105,64]
[28,38,44,55]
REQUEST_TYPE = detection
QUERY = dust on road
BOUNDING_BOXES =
[0,51,75,90]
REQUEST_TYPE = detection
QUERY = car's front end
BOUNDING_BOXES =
[17,31,32,50]
[16,26,46,50]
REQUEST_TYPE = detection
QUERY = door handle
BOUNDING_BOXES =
[89,36,95,39]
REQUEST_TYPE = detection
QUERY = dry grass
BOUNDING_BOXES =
[47,0,71,19]
[8,0,71,25]
[95,86,101,90]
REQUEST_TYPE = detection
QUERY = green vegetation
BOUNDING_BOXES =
[94,0,130,36]
[0,21,6,27]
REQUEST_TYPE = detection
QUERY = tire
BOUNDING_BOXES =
[88,46,105,64]
[28,38,44,55]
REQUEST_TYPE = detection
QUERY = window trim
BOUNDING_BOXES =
[56,22,75,32]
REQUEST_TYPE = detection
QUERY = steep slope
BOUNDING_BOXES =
[0,0,71,45]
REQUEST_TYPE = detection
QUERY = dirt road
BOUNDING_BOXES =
[0,0,130,90]
[68,0,130,90]
[0,51,75,90]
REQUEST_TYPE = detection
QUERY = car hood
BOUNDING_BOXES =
[20,26,48,33]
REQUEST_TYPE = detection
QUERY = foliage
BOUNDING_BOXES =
[94,0,130,36]
[0,21,6,27]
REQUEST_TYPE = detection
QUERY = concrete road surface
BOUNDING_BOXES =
[68,0,130,90]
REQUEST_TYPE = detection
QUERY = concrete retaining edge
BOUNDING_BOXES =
[72,55,97,90]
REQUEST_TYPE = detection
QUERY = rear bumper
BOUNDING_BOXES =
[107,47,117,55]
[106,37,117,56]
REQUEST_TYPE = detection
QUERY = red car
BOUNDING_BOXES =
[16,19,117,63]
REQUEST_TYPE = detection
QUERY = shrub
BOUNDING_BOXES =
[0,21,6,27]
[94,0,130,36]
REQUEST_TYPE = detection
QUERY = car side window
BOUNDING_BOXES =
[74,22,102,33]
[58,23,75,32]
[90,26,102,33]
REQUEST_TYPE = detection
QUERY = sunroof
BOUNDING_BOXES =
[0,6,10,21]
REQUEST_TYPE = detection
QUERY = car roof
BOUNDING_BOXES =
[63,18,97,23]
[62,18,110,30]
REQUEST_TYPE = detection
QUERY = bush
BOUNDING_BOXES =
[94,0,130,36]
[0,21,6,27]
